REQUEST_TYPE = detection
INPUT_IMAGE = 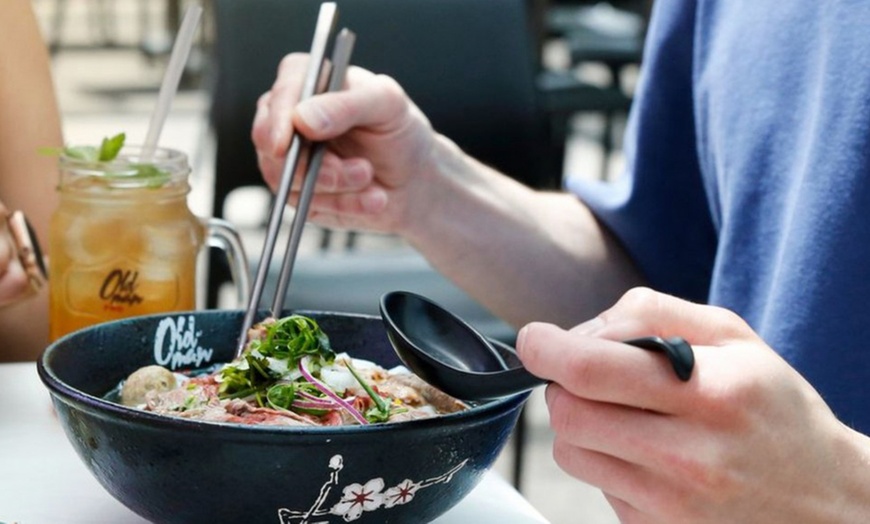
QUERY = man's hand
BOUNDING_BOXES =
[517,287,870,523]
[251,53,455,239]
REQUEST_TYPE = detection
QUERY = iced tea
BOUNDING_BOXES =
[49,146,224,341]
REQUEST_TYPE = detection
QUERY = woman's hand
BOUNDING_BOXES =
[251,53,459,238]
[0,210,36,309]
[517,287,870,523]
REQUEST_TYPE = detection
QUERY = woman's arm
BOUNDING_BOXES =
[0,0,63,361]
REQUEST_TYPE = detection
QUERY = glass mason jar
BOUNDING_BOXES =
[49,145,249,341]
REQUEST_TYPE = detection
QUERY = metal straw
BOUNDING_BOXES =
[237,3,356,355]
[141,4,203,162]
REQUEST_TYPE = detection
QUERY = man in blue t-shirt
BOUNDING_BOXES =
[252,0,870,520]
[570,1,870,438]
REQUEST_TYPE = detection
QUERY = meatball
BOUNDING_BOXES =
[120,365,177,406]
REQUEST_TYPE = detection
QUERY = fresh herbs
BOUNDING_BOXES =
[53,132,127,162]
[297,358,369,425]
[44,132,171,187]
[266,382,331,416]
[249,315,335,366]
[218,315,335,403]
[346,361,393,423]
[98,132,126,161]
[219,314,403,425]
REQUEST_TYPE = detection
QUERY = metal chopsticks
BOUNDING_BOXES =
[237,3,356,356]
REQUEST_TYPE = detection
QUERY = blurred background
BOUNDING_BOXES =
[32,0,648,521]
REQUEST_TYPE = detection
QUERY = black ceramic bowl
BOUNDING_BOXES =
[38,310,528,524]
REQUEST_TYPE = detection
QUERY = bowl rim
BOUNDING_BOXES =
[38,309,529,436]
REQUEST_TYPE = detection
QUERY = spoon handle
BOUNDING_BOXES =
[466,366,550,400]
[624,336,695,382]
[505,336,693,395]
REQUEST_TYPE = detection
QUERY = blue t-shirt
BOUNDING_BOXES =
[567,1,870,432]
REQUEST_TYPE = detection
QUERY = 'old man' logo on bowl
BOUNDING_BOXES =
[153,315,214,370]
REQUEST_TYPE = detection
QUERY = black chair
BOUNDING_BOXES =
[209,0,564,213]
[542,0,647,178]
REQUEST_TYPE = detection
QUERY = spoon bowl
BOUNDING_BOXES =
[379,291,695,401]
[379,291,544,400]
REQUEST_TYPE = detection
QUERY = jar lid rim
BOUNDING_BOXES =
[59,145,190,189]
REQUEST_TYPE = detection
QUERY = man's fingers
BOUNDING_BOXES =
[545,384,715,479]
[266,54,312,152]
[253,53,331,160]
[519,322,696,413]
[293,72,410,140]
[575,287,756,347]
[258,144,374,194]
[553,424,703,521]
[551,438,672,518]
[305,184,390,218]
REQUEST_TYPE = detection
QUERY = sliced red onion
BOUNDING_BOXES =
[296,389,357,406]
[298,359,368,425]
[297,390,333,402]
[291,399,338,411]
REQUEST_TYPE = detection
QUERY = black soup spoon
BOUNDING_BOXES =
[379,291,694,402]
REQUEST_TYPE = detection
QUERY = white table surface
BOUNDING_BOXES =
[0,362,549,524]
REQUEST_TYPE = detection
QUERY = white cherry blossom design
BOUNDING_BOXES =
[383,479,421,508]
[329,478,385,522]
[277,456,469,523]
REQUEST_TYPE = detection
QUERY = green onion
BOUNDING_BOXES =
[345,361,391,422]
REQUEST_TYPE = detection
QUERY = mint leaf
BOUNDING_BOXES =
[37,146,65,157]
[62,145,98,162]
[98,133,126,161]
[130,164,171,188]
[44,132,127,162]
[102,164,171,188]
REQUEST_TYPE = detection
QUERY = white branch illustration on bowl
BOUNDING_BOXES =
[277,454,469,523]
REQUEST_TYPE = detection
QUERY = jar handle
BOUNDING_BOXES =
[202,217,250,308]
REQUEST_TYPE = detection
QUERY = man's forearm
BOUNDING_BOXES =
[403,137,645,329]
